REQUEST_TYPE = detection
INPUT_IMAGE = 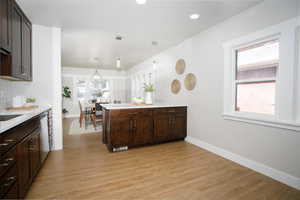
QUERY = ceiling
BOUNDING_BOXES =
[17,0,263,70]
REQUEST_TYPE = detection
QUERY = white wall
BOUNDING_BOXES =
[62,67,129,117]
[0,25,63,150]
[128,0,300,188]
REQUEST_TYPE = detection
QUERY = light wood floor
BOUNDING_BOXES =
[26,118,300,200]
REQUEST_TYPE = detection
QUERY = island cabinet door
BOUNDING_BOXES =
[132,116,153,147]
[171,114,187,140]
[153,114,171,143]
[110,117,132,148]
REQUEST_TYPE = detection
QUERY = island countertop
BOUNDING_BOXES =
[100,104,188,110]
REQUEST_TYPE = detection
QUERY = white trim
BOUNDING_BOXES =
[223,17,300,125]
[185,136,300,190]
[62,74,128,80]
[223,113,300,132]
[64,114,80,119]
[51,27,63,151]
[235,78,276,84]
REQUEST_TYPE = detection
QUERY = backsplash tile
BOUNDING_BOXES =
[0,79,12,109]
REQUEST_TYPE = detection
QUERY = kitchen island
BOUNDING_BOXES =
[101,104,187,152]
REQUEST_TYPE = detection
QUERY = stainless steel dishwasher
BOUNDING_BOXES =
[40,112,50,163]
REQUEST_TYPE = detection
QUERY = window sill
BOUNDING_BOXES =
[222,113,300,132]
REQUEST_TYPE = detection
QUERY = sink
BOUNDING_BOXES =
[0,115,22,121]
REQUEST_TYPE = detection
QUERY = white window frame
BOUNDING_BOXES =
[223,17,300,131]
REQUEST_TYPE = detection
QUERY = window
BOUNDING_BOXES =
[223,17,300,131]
[76,79,88,100]
[76,77,110,101]
[235,40,279,115]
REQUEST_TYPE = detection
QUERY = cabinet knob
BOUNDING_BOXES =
[7,176,16,181]
[0,143,9,147]
[0,176,16,188]
[6,158,14,162]
[0,162,9,167]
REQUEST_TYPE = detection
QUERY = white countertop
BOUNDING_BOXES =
[0,105,51,134]
[101,104,188,110]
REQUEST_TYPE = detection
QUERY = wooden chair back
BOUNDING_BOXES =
[78,101,83,113]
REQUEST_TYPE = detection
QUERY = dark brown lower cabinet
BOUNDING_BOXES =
[153,114,171,143]
[110,117,131,148]
[153,108,187,142]
[0,162,18,199]
[29,130,40,179]
[1,110,50,199]
[17,135,31,198]
[17,128,40,198]
[2,181,18,199]
[171,113,187,140]
[103,107,187,152]
[132,114,153,147]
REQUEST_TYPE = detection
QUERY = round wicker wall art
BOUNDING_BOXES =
[171,79,181,94]
[184,73,197,91]
[175,59,186,75]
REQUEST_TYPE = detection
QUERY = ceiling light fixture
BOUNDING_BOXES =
[152,41,158,46]
[115,35,123,40]
[153,61,157,70]
[190,13,200,20]
[116,58,121,69]
[136,0,146,5]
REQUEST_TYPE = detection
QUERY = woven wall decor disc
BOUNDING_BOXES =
[184,73,197,91]
[175,59,186,75]
[171,79,181,94]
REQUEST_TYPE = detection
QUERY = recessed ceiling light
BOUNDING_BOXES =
[152,41,158,46]
[115,35,123,40]
[116,58,121,68]
[136,0,146,5]
[190,14,200,20]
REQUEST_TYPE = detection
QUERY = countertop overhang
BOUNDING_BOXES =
[100,104,188,110]
[0,105,51,134]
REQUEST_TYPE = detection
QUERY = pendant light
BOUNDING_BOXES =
[92,58,103,81]
[89,58,104,99]
[136,0,146,5]
[116,58,121,69]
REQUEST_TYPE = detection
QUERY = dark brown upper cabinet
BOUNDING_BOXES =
[0,0,12,53]
[21,17,32,80]
[0,0,32,81]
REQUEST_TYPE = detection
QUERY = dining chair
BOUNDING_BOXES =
[78,101,85,128]
[91,103,103,130]
[79,100,93,129]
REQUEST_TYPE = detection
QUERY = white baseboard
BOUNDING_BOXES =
[185,136,300,190]
[64,114,79,118]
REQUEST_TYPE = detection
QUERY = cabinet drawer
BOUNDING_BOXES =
[110,109,153,118]
[153,107,187,116]
[0,147,17,177]
[0,117,39,155]
[0,137,16,156]
[1,181,18,199]
[0,164,17,198]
